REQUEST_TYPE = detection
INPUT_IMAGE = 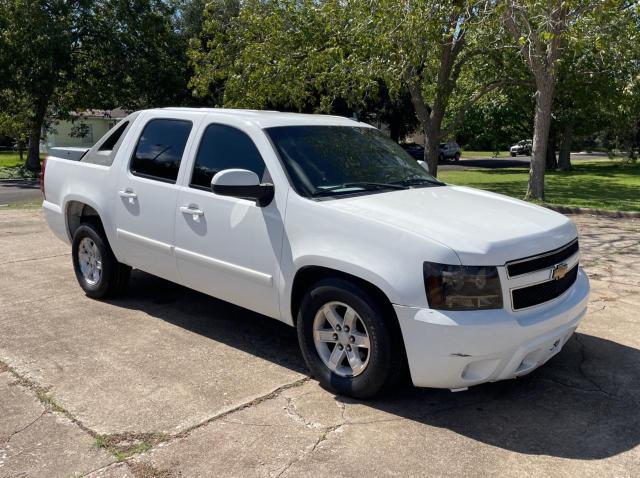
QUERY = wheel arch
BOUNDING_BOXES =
[290,265,409,378]
[65,200,105,240]
[290,265,404,332]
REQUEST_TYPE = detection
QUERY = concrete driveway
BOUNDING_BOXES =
[0,210,638,477]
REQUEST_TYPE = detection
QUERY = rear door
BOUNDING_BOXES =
[173,119,284,318]
[113,112,202,282]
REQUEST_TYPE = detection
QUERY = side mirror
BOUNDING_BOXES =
[417,160,430,173]
[211,169,274,207]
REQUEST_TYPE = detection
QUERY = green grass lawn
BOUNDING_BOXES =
[0,152,41,179]
[439,160,640,212]
[0,152,25,168]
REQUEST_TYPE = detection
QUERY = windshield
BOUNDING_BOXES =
[265,126,442,198]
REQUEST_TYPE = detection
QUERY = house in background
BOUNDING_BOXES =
[42,109,128,151]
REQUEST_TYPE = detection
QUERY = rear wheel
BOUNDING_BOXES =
[297,278,404,398]
[454,152,461,161]
[438,153,445,162]
[72,222,130,299]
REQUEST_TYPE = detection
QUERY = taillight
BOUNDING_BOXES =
[39,157,47,198]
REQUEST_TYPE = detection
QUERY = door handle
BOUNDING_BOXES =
[118,189,137,203]
[180,205,205,218]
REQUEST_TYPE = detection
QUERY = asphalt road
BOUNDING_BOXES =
[439,151,611,171]
[440,156,531,170]
[0,210,638,477]
[0,179,41,206]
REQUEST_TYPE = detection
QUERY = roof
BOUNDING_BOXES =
[158,107,368,129]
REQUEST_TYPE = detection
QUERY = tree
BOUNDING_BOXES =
[0,88,31,160]
[0,0,190,172]
[363,0,506,175]
[190,0,508,176]
[456,88,534,152]
[552,1,640,170]
[500,0,608,200]
[0,1,80,171]
[188,0,242,106]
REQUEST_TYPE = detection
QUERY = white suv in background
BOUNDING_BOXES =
[439,141,461,161]
[41,108,589,398]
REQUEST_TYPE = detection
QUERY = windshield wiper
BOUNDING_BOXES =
[392,177,444,187]
[311,182,408,197]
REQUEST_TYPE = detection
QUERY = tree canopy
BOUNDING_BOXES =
[0,0,638,195]
[0,0,191,170]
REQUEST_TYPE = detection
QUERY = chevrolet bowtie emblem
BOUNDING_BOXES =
[551,262,569,280]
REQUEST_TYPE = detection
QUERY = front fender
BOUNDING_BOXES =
[278,194,461,324]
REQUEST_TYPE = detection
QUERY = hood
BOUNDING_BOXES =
[325,186,577,265]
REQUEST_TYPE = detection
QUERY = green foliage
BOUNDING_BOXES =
[189,1,508,176]
[455,90,534,150]
[553,1,639,134]
[0,0,192,169]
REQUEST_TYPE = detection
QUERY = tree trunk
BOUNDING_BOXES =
[558,123,573,171]
[25,97,48,172]
[546,126,557,170]
[424,123,441,177]
[526,82,554,201]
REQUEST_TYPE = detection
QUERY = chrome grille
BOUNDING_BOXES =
[511,265,579,310]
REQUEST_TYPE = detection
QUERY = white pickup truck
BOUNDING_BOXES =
[42,108,589,398]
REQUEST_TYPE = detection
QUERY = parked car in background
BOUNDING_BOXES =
[400,142,425,160]
[41,108,589,398]
[401,141,461,162]
[439,141,461,161]
[510,140,532,157]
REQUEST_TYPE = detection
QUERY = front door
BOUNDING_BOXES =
[114,115,196,282]
[173,122,283,318]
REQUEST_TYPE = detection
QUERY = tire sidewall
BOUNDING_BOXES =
[297,279,394,398]
[71,223,114,298]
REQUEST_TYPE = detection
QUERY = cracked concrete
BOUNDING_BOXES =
[0,209,638,477]
[0,372,114,477]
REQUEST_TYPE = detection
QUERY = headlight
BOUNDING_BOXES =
[423,262,503,310]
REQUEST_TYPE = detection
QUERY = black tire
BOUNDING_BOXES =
[71,222,131,299]
[297,278,405,399]
[438,153,445,162]
[454,152,461,161]
[511,152,517,157]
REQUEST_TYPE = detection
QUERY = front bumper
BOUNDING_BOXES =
[394,268,590,389]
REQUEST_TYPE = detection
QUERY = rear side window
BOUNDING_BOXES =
[190,124,266,190]
[130,119,192,183]
[81,116,137,167]
[98,121,128,152]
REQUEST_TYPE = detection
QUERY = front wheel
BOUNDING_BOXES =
[297,278,404,398]
[72,222,131,299]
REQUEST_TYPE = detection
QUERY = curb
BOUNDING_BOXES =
[544,204,640,219]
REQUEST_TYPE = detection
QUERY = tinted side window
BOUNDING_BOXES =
[191,124,266,190]
[130,119,192,183]
[99,121,129,152]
